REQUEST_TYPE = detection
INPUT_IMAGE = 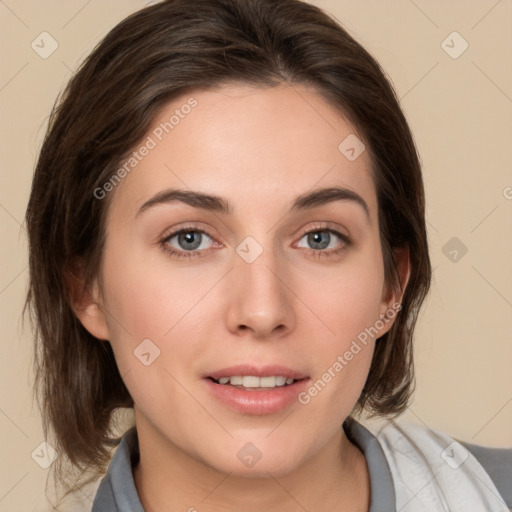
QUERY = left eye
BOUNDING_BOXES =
[296,229,345,250]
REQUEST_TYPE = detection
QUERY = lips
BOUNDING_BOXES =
[203,378,310,415]
[202,364,310,415]
[205,364,308,381]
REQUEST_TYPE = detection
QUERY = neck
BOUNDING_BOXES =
[133,418,370,512]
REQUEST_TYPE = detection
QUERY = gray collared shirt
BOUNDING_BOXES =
[91,418,512,511]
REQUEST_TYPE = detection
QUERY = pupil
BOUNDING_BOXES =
[308,231,329,250]
[179,231,201,250]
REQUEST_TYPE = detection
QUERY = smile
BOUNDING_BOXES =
[203,365,310,414]
[212,375,297,388]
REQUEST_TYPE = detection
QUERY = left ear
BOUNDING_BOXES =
[376,245,411,336]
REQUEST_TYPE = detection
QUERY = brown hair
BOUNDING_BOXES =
[24,0,431,500]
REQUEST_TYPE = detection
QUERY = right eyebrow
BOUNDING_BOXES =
[136,189,232,217]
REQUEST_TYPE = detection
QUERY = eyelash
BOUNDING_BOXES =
[159,222,351,261]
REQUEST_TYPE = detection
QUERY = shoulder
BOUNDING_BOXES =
[457,438,512,509]
[363,418,511,512]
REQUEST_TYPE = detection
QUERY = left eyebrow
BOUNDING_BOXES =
[135,186,370,219]
[291,186,370,219]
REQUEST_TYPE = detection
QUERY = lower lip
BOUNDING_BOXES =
[203,378,310,415]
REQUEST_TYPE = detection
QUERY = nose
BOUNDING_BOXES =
[225,248,296,339]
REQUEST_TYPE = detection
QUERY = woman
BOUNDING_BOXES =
[24,0,511,510]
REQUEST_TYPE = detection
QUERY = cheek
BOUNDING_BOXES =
[101,241,212,330]
[99,242,229,381]
[293,278,379,426]
[317,277,382,330]
[299,244,385,345]
[304,274,380,383]
[291,245,384,407]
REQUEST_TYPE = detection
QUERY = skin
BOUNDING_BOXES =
[74,82,410,511]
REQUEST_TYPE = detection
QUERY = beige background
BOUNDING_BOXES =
[1,0,511,510]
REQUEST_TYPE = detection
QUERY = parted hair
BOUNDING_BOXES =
[24,0,431,498]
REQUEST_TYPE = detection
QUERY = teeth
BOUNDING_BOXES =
[243,376,260,387]
[261,376,277,387]
[215,375,297,388]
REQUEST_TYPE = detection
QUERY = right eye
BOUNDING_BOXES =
[160,228,219,259]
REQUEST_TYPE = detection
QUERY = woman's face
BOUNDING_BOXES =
[81,82,404,476]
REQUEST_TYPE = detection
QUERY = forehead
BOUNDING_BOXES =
[108,82,377,222]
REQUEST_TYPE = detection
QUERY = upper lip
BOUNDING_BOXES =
[206,365,309,381]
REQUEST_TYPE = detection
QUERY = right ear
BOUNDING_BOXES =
[65,261,111,341]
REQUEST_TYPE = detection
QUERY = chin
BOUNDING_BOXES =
[199,442,305,479]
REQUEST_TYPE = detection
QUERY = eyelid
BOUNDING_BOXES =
[160,222,220,243]
[295,220,349,239]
